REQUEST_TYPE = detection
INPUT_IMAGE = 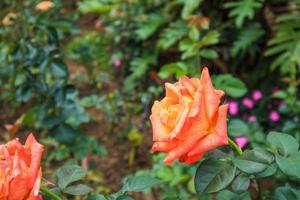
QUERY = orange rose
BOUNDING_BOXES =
[150,67,229,165]
[0,133,44,200]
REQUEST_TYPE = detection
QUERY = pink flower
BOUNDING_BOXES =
[269,110,280,122]
[235,136,248,149]
[252,90,262,101]
[228,101,239,116]
[248,115,257,122]
[242,97,254,109]
[114,59,121,68]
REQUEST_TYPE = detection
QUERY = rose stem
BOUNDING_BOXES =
[228,138,243,155]
[40,187,64,200]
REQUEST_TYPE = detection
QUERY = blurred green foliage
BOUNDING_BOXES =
[0,0,105,161]
[1,0,300,199]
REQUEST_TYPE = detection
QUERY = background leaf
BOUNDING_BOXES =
[214,74,247,98]
[228,119,250,137]
[276,153,300,179]
[63,184,93,195]
[233,149,274,174]
[195,159,236,194]
[232,174,250,193]
[122,175,162,192]
[56,165,87,189]
[267,132,299,156]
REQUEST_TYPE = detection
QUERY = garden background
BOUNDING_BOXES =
[0,0,300,199]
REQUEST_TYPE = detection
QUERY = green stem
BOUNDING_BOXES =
[228,138,243,155]
[40,187,63,200]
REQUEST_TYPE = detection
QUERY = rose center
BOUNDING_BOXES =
[160,105,179,129]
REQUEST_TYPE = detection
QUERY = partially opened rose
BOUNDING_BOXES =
[150,67,228,165]
[0,133,44,200]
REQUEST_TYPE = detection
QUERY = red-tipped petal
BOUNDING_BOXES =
[152,141,177,152]
[25,134,44,187]
[7,175,29,200]
[188,104,229,156]
[163,133,202,165]
[179,152,205,165]
[200,67,223,121]
[27,168,42,200]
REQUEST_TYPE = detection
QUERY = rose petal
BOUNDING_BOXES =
[179,76,197,97]
[27,168,42,199]
[163,133,203,165]
[169,98,189,139]
[26,134,44,187]
[152,141,177,152]
[7,175,29,200]
[189,85,202,117]
[188,104,228,156]
[150,101,172,141]
[165,83,180,102]
[200,67,223,121]
[179,152,205,164]
[6,139,31,166]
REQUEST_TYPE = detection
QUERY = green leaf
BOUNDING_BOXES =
[231,23,264,56]
[56,165,87,189]
[158,20,188,50]
[276,153,300,179]
[116,195,134,200]
[228,119,249,137]
[181,0,203,19]
[16,85,32,102]
[195,159,236,194]
[63,184,93,195]
[122,175,162,192]
[87,195,107,200]
[78,0,112,13]
[217,190,251,200]
[201,31,220,46]
[158,62,188,79]
[232,174,250,193]
[224,0,262,28]
[265,10,300,75]
[255,163,277,178]
[272,185,300,200]
[267,132,299,156]
[135,14,165,40]
[200,49,218,59]
[179,38,198,59]
[233,149,274,174]
[214,74,247,98]
[52,124,76,144]
[189,26,200,41]
[50,60,68,79]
